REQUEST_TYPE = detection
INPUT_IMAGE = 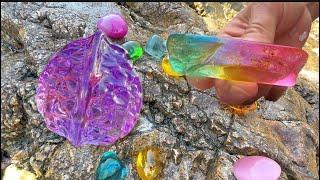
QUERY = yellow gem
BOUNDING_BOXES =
[136,147,162,180]
[161,57,183,77]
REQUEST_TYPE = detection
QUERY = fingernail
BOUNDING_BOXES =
[298,31,308,42]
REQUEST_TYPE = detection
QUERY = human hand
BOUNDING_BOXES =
[187,2,319,105]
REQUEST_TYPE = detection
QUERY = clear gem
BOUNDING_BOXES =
[145,34,166,60]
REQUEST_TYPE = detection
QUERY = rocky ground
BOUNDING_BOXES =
[1,2,319,180]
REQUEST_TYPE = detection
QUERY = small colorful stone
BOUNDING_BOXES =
[96,151,127,180]
[97,13,128,39]
[122,41,144,62]
[161,57,183,77]
[136,147,163,180]
[233,156,281,180]
[145,34,166,60]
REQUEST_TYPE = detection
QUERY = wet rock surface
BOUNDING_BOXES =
[1,2,319,179]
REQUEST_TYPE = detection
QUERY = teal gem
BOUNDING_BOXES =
[96,151,127,180]
[166,34,223,74]
[122,41,144,62]
[144,34,167,60]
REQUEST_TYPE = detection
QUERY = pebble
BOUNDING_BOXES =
[144,34,166,60]
[96,151,127,180]
[136,147,163,180]
[97,14,128,39]
[122,41,144,62]
[233,156,281,180]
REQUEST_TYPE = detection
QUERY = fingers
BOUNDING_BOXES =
[187,6,250,91]
[242,2,283,43]
[237,84,273,105]
[215,80,258,105]
[264,4,311,101]
[213,3,282,105]
[275,7,312,48]
[219,7,250,37]
[306,2,319,21]
[186,3,308,105]
[185,77,215,90]
[265,86,287,101]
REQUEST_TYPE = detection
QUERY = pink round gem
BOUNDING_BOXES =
[233,156,281,180]
[97,14,128,39]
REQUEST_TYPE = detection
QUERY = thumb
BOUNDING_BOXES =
[215,3,283,105]
[242,2,283,43]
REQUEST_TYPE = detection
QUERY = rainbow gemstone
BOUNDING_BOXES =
[167,34,308,87]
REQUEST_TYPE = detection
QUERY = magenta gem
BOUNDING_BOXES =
[97,14,128,39]
[233,156,281,180]
[35,30,142,147]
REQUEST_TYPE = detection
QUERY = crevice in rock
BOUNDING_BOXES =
[205,113,235,177]
[38,144,60,177]
[16,94,29,127]
[1,38,24,54]
[23,68,38,80]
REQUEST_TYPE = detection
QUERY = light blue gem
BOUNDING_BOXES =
[144,34,167,60]
[96,151,127,180]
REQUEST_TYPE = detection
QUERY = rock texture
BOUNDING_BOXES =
[1,2,319,180]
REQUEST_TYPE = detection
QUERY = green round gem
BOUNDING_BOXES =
[122,41,144,62]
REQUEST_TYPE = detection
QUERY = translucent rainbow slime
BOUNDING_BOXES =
[167,34,308,86]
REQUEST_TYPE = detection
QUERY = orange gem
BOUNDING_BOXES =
[226,101,259,116]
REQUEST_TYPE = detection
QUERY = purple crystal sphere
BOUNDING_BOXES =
[35,31,142,147]
[97,14,128,39]
[233,156,281,180]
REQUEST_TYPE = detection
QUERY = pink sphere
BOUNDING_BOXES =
[233,156,281,180]
[97,14,128,39]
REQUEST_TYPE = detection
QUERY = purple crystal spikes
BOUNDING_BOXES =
[35,31,143,147]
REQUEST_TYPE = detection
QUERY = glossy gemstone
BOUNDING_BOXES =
[122,41,144,62]
[161,57,183,77]
[145,34,166,60]
[96,151,127,180]
[97,14,128,39]
[233,156,281,180]
[35,31,143,147]
[167,34,308,86]
[136,147,163,180]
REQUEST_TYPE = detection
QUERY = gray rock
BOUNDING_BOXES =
[1,2,319,180]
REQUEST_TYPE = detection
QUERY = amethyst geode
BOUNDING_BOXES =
[35,31,143,147]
